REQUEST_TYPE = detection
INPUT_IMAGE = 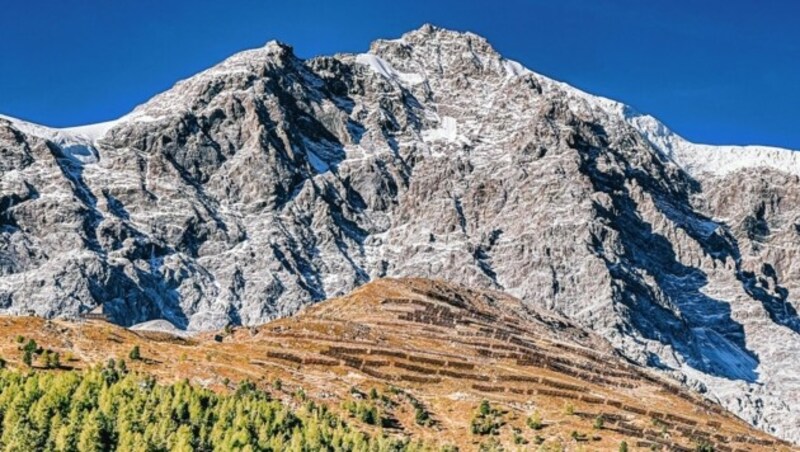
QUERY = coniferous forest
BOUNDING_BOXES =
[0,365,427,451]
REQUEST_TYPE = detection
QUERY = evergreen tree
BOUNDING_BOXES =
[22,338,38,354]
[78,410,104,452]
[478,400,491,416]
[4,418,43,451]
[171,425,194,452]
[22,349,33,367]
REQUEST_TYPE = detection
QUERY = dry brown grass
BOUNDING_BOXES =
[0,278,793,451]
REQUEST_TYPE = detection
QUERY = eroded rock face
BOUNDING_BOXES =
[1,25,799,441]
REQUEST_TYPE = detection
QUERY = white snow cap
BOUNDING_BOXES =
[0,114,120,164]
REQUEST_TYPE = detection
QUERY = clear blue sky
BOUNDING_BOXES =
[1,0,798,148]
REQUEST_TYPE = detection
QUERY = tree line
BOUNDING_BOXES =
[0,364,433,451]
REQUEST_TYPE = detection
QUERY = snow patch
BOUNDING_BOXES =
[626,111,800,177]
[0,113,121,164]
[502,59,530,77]
[63,120,119,141]
[355,54,425,85]
[422,116,459,143]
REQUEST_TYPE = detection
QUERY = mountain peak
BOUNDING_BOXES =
[400,23,489,44]
[261,39,294,57]
[371,23,499,60]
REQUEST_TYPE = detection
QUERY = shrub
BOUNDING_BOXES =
[527,411,543,430]
[42,350,60,369]
[342,399,384,426]
[408,395,432,427]
[593,414,604,429]
[22,339,38,354]
[235,379,257,397]
[414,406,432,427]
[571,430,588,441]
[360,406,377,425]
[22,349,33,367]
[695,440,714,452]
[479,399,491,416]
[478,438,503,452]
[619,440,629,452]
[470,401,503,436]
[563,402,575,415]
[129,345,141,361]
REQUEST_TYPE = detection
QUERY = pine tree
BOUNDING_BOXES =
[23,338,37,354]
[78,411,103,452]
[479,400,491,416]
[4,418,42,451]
[23,348,33,367]
[129,346,141,361]
[171,425,194,452]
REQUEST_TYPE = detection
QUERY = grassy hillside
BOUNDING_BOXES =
[0,278,792,451]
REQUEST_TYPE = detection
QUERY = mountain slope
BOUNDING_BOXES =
[1,25,799,441]
[0,278,790,450]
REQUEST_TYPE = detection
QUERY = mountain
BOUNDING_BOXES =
[1,24,799,441]
[0,278,790,450]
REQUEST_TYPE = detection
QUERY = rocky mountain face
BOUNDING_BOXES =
[0,25,798,441]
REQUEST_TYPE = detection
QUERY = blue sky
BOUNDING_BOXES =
[1,0,798,148]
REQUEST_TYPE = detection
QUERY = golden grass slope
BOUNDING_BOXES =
[0,278,793,451]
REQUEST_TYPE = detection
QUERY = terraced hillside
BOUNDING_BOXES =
[0,279,791,451]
